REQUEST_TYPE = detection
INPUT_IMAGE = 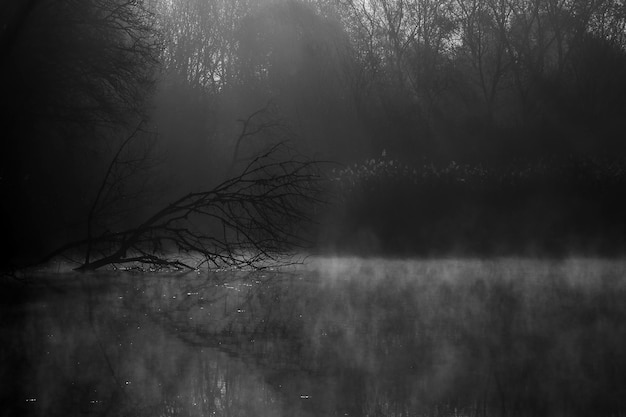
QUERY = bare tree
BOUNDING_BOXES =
[1,0,161,265]
[156,0,249,92]
[230,100,290,169]
[449,0,515,128]
[84,120,159,266]
[37,142,325,271]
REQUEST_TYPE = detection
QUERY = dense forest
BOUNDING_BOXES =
[2,0,626,267]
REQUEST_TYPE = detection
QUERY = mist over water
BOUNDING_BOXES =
[3,257,626,417]
[3,1,626,415]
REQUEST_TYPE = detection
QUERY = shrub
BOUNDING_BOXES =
[323,154,626,256]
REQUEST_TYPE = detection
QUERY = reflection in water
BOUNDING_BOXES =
[3,258,626,416]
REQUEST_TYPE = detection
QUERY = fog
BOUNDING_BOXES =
[5,258,626,416]
[2,1,626,415]
[3,0,626,263]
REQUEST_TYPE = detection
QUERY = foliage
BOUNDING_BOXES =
[332,154,626,190]
[326,153,626,256]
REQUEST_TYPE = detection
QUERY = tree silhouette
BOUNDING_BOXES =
[0,0,160,263]
[35,142,325,271]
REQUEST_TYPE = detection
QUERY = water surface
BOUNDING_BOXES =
[3,257,626,416]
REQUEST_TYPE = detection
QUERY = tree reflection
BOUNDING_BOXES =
[118,259,626,416]
[4,259,626,416]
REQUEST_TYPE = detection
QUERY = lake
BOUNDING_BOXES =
[2,257,626,416]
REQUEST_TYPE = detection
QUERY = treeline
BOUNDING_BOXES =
[2,0,626,263]
[323,155,626,256]
[148,0,626,256]
[153,0,626,166]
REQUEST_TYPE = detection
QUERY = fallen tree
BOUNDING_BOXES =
[38,142,326,271]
